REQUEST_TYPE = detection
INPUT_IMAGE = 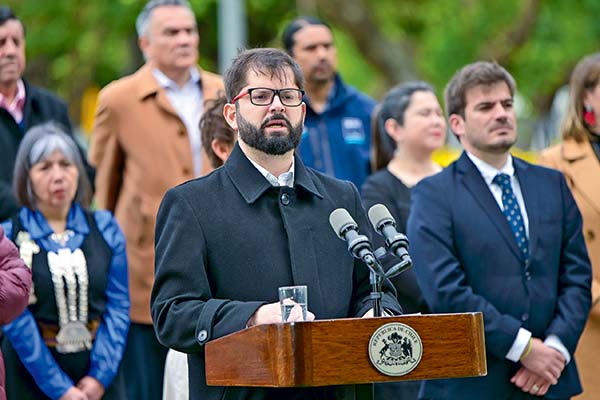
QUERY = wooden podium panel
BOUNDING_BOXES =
[205,313,486,387]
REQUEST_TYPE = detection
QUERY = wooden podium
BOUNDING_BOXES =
[205,313,486,389]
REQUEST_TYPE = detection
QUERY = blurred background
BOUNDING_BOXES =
[8,0,600,162]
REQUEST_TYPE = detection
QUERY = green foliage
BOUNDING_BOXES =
[418,0,524,93]
[7,0,600,136]
[334,28,384,98]
[511,2,600,107]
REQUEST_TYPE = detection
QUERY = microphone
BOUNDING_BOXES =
[329,208,376,266]
[330,208,387,317]
[368,204,412,278]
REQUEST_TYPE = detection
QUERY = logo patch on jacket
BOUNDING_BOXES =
[341,117,365,144]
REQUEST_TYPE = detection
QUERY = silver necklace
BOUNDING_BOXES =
[50,229,75,247]
[47,248,91,353]
[15,231,39,304]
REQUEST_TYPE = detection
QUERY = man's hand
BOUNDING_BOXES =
[519,338,565,385]
[511,367,551,396]
[77,376,105,400]
[59,387,88,400]
[246,302,315,327]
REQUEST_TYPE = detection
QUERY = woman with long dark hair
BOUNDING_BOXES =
[361,81,446,400]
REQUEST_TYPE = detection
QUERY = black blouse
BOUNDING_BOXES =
[361,168,429,314]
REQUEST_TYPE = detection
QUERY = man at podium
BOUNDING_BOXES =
[151,48,402,400]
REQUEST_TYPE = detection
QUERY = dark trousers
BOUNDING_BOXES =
[418,383,571,400]
[121,322,169,400]
[375,381,420,400]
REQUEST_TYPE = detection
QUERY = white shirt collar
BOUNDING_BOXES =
[466,151,515,185]
[152,67,200,90]
[247,156,295,188]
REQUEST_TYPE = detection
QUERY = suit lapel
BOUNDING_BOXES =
[457,153,523,262]
[514,158,539,260]
[22,90,33,131]
[135,65,182,120]
[19,81,36,135]
[155,90,180,119]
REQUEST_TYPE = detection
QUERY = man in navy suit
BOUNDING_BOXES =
[408,61,592,399]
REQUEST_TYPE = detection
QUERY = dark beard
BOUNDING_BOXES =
[237,113,303,155]
[308,62,335,85]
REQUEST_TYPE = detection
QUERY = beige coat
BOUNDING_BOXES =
[539,139,600,399]
[89,65,224,323]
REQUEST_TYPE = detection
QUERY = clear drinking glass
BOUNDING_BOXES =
[278,285,308,322]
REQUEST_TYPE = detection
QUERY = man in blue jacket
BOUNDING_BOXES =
[282,17,376,188]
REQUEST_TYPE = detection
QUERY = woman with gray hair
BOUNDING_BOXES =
[1,123,129,400]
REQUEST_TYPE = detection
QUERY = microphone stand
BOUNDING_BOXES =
[363,252,385,317]
[368,246,412,317]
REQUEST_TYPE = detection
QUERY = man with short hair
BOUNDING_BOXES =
[151,47,402,400]
[0,6,92,221]
[282,17,376,188]
[408,61,592,399]
[89,0,223,398]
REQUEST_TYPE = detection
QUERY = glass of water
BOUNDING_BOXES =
[278,285,308,322]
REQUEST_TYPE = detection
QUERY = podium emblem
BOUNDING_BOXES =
[368,322,423,376]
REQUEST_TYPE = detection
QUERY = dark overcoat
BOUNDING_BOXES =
[151,144,402,400]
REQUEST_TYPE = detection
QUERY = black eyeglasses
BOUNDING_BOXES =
[231,87,305,107]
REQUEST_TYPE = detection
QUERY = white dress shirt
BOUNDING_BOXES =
[152,68,204,176]
[247,156,295,188]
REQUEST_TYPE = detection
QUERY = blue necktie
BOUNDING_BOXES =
[493,173,529,260]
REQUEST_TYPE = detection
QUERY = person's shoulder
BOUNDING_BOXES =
[199,68,225,100]
[333,75,376,109]
[515,155,556,173]
[361,169,393,191]
[200,69,224,85]
[343,83,376,108]
[92,209,116,228]
[425,162,454,183]
[167,167,226,200]
[305,167,358,198]
[515,155,564,184]
[98,66,149,102]
[360,169,406,209]
[411,164,453,197]
[99,73,138,96]
[92,209,125,249]
[539,142,563,160]
[25,82,67,108]
[541,137,592,166]
[351,86,376,106]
